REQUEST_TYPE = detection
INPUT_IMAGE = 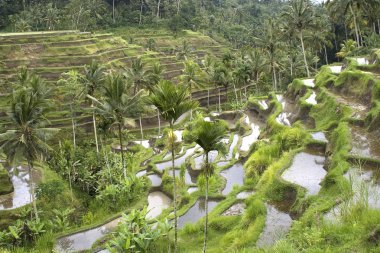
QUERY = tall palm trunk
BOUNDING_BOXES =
[218,88,221,112]
[233,83,238,103]
[139,117,144,141]
[92,103,99,153]
[207,89,210,108]
[157,0,161,17]
[139,0,143,25]
[349,4,360,47]
[272,65,277,91]
[300,31,310,77]
[118,123,126,179]
[177,0,181,14]
[27,159,38,220]
[112,0,115,23]
[324,45,328,64]
[157,110,161,135]
[203,152,209,253]
[170,122,178,253]
[70,104,76,149]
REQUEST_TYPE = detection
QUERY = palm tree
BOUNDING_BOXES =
[180,60,204,118]
[255,19,281,90]
[84,60,105,153]
[0,72,58,220]
[211,64,230,111]
[187,119,228,253]
[58,70,85,149]
[125,57,149,95]
[148,80,198,252]
[282,0,316,78]
[88,73,145,179]
[327,0,375,47]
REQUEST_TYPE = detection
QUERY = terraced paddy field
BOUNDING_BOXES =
[1,29,380,252]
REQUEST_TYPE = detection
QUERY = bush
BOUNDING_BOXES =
[36,180,65,200]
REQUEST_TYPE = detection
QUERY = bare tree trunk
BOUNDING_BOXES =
[202,152,209,253]
[118,123,126,179]
[272,66,277,91]
[27,160,38,220]
[207,89,210,108]
[139,117,144,141]
[218,88,221,112]
[170,122,178,253]
[378,19,380,35]
[324,45,328,65]
[177,0,181,14]
[112,0,115,23]
[300,31,310,77]
[157,0,161,18]
[157,110,161,135]
[349,4,360,47]
[233,83,238,103]
[70,104,76,149]
[92,104,99,153]
[139,0,143,25]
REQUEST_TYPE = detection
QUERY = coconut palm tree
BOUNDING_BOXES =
[88,73,145,179]
[58,70,86,150]
[282,0,316,78]
[125,57,150,95]
[187,119,228,253]
[0,72,58,220]
[181,60,204,118]
[255,18,282,90]
[148,80,198,252]
[84,60,105,153]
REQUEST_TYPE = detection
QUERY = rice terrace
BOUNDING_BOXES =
[0,0,379,252]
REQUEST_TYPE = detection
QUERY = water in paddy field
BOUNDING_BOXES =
[275,95,294,127]
[305,91,317,105]
[187,186,198,194]
[226,134,239,159]
[258,100,269,110]
[281,152,326,195]
[167,168,196,185]
[350,126,380,160]
[55,217,122,253]
[329,65,342,73]
[256,204,293,248]
[354,57,369,65]
[311,132,328,142]
[133,140,150,148]
[220,163,245,195]
[324,165,380,222]
[174,130,183,142]
[240,116,261,152]
[147,174,162,187]
[147,191,172,220]
[136,170,147,177]
[236,191,254,200]
[155,146,198,172]
[302,79,315,87]
[177,199,220,228]
[0,166,40,210]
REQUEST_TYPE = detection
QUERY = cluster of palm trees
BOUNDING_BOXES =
[0,55,231,251]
